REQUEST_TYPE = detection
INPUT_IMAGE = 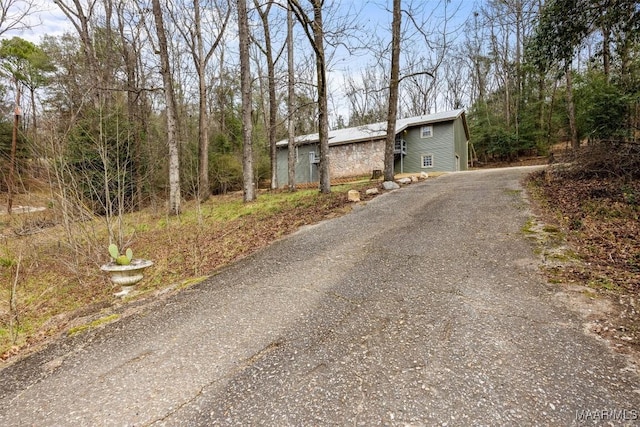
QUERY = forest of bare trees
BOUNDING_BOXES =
[0,0,638,217]
[0,0,638,361]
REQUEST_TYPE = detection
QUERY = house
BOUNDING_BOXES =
[275,109,470,186]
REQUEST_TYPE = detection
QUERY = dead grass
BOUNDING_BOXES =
[527,167,640,357]
[0,179,384,363]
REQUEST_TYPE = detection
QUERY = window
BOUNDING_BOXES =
[309,151,320,164]
[421,154,434,168]
[420,125,433,138]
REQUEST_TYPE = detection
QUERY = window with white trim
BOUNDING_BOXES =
[421,154,434,168]
[420,125,433,138]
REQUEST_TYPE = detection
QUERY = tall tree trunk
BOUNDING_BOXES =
[171,0,229,200]
[384,0,401,182]
[237,0,255,202]
[537,70,546,146]
[565,65,579,149]
[29,86,36,135]
[602,23,611,82]
[117,3,143,211]
[194,0,211,201]
[254,0,278,190]
[287,4,297,192]
[151,0,181,214]
[288,0,330,193]
[7,85,20,214]
[267,26,277,190]
[312,0,330,193]
[514,0,522,141]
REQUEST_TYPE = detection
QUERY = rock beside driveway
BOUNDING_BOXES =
[382,180,400,190]
[347,190,360,202]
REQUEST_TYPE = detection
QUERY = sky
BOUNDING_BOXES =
[2,0,482,124]
[325,0,479,122]
[3,1,71,43]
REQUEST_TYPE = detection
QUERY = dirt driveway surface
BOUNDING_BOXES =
[1,166,639,426]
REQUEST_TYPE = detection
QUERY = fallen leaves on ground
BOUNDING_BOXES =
[528,168,640,357]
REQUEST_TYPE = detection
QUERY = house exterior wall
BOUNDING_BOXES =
[396,121,454,173]
[276,143,319,186]
[394,117,468,174]
[276,139,385,187]
[276,114,470,186]
[329,139,385,179]
[453,116,469,171]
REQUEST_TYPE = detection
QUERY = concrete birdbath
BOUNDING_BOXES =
[101,244,153,297]
[101,259,154,297]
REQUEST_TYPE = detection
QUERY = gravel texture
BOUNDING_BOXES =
[1,166,639,426]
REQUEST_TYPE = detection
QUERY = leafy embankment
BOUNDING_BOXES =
[0,181,381,364]
[527,150,640,356]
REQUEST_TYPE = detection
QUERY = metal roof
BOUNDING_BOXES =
[276,109,467,147]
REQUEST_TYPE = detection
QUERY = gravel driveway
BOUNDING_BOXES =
[1,166,639,426]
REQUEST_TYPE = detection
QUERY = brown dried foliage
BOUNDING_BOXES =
[528,147,640,353]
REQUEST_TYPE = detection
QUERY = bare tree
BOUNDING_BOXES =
[481,0,540,133]
[7,81,20,214]
[288,0,330,193]
[0,0,39,37]
[151,0,182,214]
[384,0,401,182]
[287,2,296,191]
[463,10,491,106]
[174,0,230,201]
[442,51,467,110]
[237,0,255,202]
[399,1,459,116]
[565,65,579,148]
[114,0,149,210]
[345,65,389,126]
[252,0,283,190]
[53,0,122,105]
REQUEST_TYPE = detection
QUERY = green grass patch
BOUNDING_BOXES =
[546,249,581,262]
[134,223,150,233]
[68,314,120,336]
[582,289,599,299]
[587,277,620,292]
[176,276,208,291]
[522,217,537,234]
[542,224,560,233]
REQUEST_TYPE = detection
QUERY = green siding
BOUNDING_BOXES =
[394,117,468,173]
[276,144,319,186]
[396,121,454,173]
[453,117,469,171]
